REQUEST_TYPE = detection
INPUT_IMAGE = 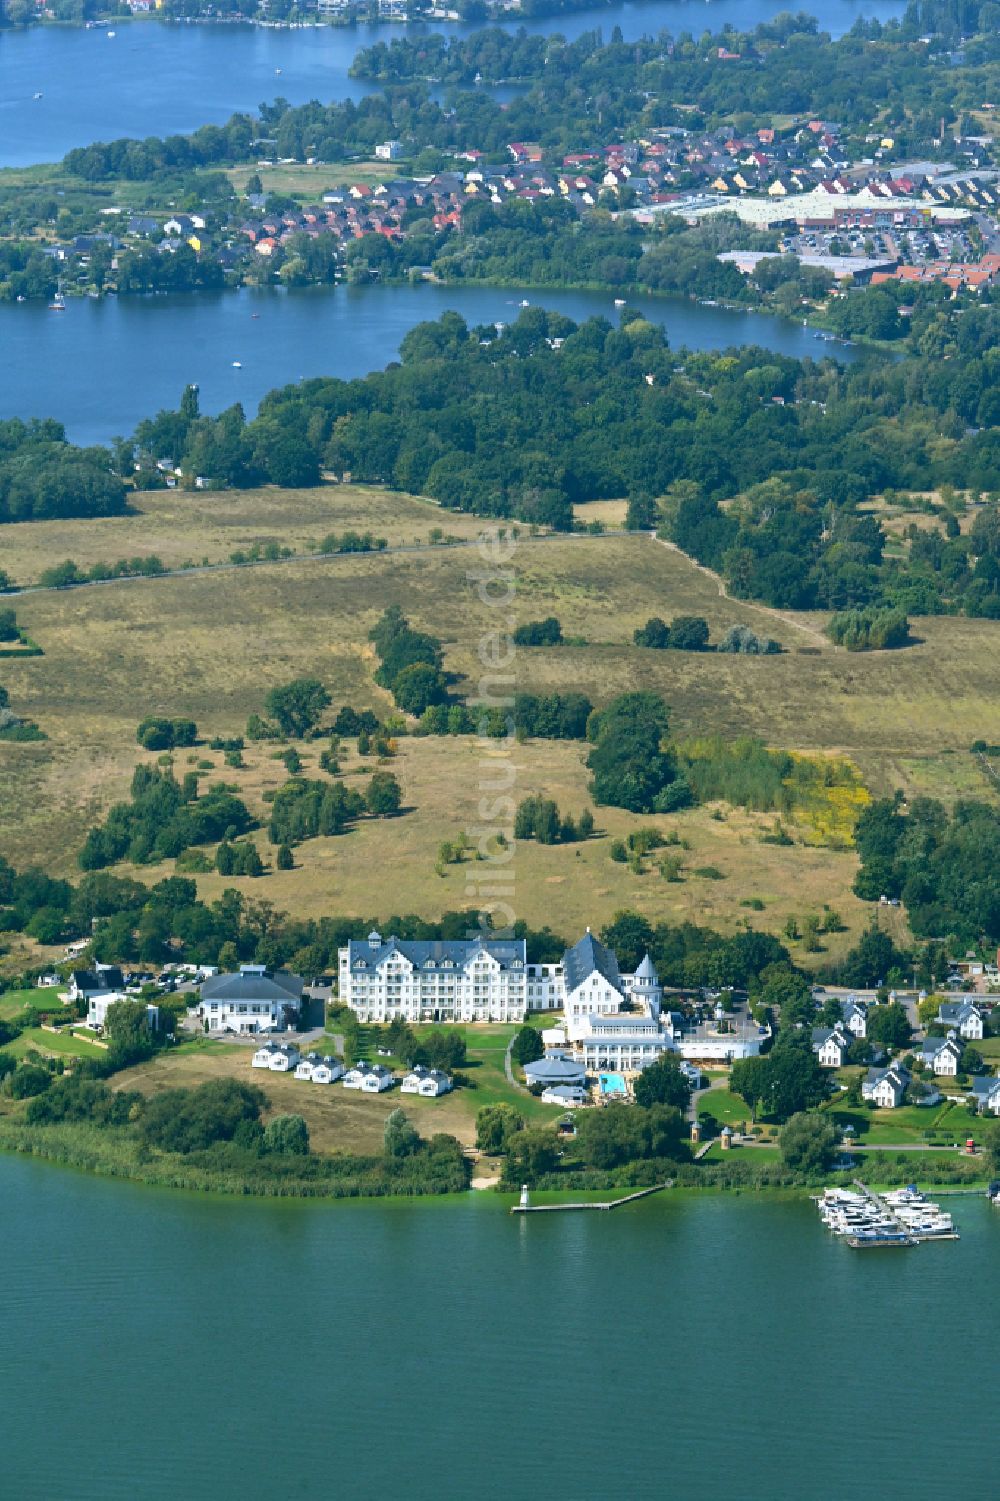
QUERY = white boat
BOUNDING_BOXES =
[232,361,242,369]
[107,29,116,36]
[33,91,43,100]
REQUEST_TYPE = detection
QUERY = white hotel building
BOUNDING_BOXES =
[337,929,636,1025]
[339,930,764,1067]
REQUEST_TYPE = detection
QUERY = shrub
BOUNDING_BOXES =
[9,1064,52,1099]
[513,616,563,646]
[718,625,781,655]
[475,1104,525,1155]
[263,1114,310,1155]
[136,717,197,751]
[140,1079,267,1154]
[510,1025,544,1066]
[265,679,331,738]
[827,606,910,652]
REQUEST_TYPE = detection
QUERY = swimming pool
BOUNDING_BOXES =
[599,1073,628,1097]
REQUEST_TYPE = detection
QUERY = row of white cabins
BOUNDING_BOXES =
[251,1043,454,1098]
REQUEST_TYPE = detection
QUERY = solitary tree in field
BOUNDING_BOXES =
[511,1025,544,1067]
[384,1108,420,1159]
[365,771,402,817]
[265,678,330,738]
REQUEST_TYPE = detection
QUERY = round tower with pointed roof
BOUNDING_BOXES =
[630,952,662,1016]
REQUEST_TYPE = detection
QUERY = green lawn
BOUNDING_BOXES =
[172,1034,227,1058]
[822,1095,991,1146]
[932,1101,983,1140]
[697,1090,754,1128]
[700,1142,781,1162]
[826,1102,952,1143]
[461,1025,563,1126]
[0,988,43,1020]
[7,1026,106,1060]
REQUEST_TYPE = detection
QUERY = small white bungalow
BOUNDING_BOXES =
[294,1054,319,1081]
[268,1044,301,1073]
[343,1062,395,1092]
[311,1056,345,1085]
[87,994,160,1032]
[252,1043,279,1069]
[541,1084,589,1107]
[971,1074,1000,1114]
[811,1025,852,1069]
[840,999,868,1038]
[401,1066,453,1097]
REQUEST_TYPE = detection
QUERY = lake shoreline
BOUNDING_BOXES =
[0,1115,988,1203]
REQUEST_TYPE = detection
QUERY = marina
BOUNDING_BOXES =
[815,1182,961,1248]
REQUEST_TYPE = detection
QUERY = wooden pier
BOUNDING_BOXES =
[511,1184,670,1214]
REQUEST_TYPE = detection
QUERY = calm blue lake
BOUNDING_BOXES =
[0,281,855,445]
[1,1154,996,1501]
[0,0,908,167]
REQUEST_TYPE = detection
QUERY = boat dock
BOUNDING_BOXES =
[814,1182,960,1247]
[511,1184,669,1214]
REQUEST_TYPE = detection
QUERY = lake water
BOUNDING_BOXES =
[2,1153,996,1501]
[0,0,908,168]
[1,282,853,445]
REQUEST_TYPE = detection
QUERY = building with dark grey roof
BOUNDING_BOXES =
[197,965,303,1034]
[338,931,529,1023]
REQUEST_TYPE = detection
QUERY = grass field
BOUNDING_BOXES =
[5,521,1000,957]
[222,160,399,200]
[0,989,40,1020]
[114,1024,560,1150]
[0,483,487,586]
[7,1026,107,1060]
[696,1089,754,1128]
